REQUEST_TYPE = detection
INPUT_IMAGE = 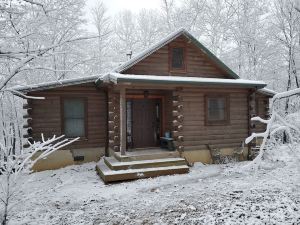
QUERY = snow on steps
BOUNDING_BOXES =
[96,159,189,183]
[104,157,187,170]
[113,150,180,162]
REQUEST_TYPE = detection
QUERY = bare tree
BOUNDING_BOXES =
[91,0,111,73]
[112,10,138,63]
[273,0,300,92]
[202,0,236,56]
[0,1,98,223]
[0,0,99,87]
[136,9,163,49]
[161,0,175,32]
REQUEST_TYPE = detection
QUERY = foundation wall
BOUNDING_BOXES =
[32,147,105,172]
[182,147,249,164]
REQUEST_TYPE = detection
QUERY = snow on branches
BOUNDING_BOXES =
[0,91,78,224]
[245,88,300,170]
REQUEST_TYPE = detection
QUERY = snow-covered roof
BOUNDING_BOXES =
[98,73,266,89]
[113,28,240,79]
[258,88,277,96]
[13,29,270,93]
[14,75,99,93]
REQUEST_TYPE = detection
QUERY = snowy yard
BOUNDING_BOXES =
[7,161,300,225]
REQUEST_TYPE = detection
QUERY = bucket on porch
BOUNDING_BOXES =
[165,131,171,138]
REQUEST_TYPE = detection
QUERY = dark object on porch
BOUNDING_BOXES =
[160,137,175,151]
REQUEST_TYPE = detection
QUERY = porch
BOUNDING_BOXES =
[107,86,184,156]
[96,85,188,183]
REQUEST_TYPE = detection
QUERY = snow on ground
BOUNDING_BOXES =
[7,162,300,225]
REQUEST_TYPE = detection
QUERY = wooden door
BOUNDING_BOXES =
[131,99,160,148]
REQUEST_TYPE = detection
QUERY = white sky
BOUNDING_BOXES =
[84,0,162,32]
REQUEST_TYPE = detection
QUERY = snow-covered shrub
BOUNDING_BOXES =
[0,91,79,225]
[246,88,300,171]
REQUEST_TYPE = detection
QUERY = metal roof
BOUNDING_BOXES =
[258,88,277,96]
[97,73,266,89]
[13,75,99,93]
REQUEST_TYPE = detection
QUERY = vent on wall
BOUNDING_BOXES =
[71,149,85,162]
[73,155,84,161]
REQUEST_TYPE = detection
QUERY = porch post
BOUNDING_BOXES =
[120,87,126,155]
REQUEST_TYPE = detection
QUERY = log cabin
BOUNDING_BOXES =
[18,28,275,183]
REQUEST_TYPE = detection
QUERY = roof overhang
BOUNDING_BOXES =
[13,75,99,93]
[97,73,266,89]
[258,88,277,96]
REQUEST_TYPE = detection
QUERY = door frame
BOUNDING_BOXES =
[126,94,165,149]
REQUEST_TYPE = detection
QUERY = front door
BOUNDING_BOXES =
[127,98,161,149]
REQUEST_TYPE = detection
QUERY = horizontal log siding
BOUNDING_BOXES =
[124,35,230,78]
[28,83,107,150]
[182,88,249,150]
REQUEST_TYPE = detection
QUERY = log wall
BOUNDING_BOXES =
[26,83,107,150]
[181,88,249,151]
[124,35,231,78]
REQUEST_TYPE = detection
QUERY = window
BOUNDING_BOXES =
[170,47,186,71]
[206,95,229,125]
[63,98,86,138]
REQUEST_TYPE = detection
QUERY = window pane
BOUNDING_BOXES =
[172,47,184,69]
[64,99,84,118]
[64,99,85,137]
[64,118,85,137]
[208,98,226,121]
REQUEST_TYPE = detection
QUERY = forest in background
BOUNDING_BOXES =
[1,0,300,92]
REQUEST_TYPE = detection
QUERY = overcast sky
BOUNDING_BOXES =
[84,0,162,32]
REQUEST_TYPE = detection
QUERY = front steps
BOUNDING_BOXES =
[96,150,189,183]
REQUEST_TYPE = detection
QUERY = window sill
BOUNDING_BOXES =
[169,69,187,74]
[205,121,230,126]
[66,137,88,141]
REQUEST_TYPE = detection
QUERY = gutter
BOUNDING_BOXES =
[97,74,266,89]
[114,77,266,89]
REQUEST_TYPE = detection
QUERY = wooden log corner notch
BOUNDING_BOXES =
[172,90,184,154]
[107,89,120,153]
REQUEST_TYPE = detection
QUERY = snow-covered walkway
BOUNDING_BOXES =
[9,162,300,225]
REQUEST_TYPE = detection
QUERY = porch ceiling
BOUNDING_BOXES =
[96,72,267,89]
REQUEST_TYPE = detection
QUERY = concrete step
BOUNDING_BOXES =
[113,150,180,162]
[104,156,186,170]
[96,159,189,184]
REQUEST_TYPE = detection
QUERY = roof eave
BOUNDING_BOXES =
[111,77,266,89]
[15,75,99,93]
[258,88,277,97]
